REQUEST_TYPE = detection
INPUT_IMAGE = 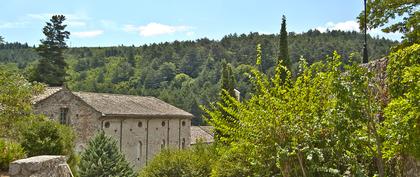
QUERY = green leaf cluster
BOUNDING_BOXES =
[204,45,406,176]
[139,143,215,177]
[0,139,25,171]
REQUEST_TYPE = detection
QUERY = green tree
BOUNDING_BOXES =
[20,120,78,175]
[139,143,214,177]
[278,15,290,69]
[32,15,70,86]
[358,0,419,46]
[220,61,236,99]
[0,35,4,44]
[204,46,392,176]
[79,131,135,177]
[0,139,25,171]
[0,65,44,138]
[383,43,420,166]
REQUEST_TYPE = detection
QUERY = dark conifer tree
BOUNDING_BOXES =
[279,15,290,69]
[78,131,136,177]
[32,15,70,86]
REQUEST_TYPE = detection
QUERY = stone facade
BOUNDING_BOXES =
[33,88,192,169]
[103,117,190,169]
[33,89,102,152]
[9,155,73,177]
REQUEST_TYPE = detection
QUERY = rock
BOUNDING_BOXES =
[9,155,73,177]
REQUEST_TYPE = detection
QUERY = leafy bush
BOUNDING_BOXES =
[383,44,420,158]
[204,47,391,176]
[20,120,77,174]
[139,143,215,177]
[78,131,135,177]
[0,139,25,171]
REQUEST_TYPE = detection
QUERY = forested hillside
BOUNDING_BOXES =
[0,30,397,124]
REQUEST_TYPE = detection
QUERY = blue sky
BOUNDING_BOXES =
[0,0,402,47]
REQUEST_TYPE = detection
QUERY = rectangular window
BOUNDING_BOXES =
[60,108,69,125]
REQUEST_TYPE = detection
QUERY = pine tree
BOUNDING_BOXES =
[78,131,136,177]
[32,15,70,86]
[278,15,290,69]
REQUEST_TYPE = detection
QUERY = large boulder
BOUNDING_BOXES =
[9,155,73,177]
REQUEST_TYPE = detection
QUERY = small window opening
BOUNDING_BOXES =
[182,121,186,126]
[138,121,143,127]
[60,108,69,125]
[104,122,110,128]
[161,139,166,149]
[161,121,166,127]
[137,141,142,161]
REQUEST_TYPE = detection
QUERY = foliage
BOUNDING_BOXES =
[31,15,70,86]
[383,43,420,159]
[139,143,215,177]
[204,46,397,176]
[0,65,44,139]
[20,119,78,173]
[79,131,135,177]
[279,15,290,70]
[0,139,25,171]
[0,30,397,124]
[358,0,419,46]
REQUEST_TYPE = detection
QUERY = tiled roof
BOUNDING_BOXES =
[191,126,214,144]
[73,92,193,118]
[32,87,63,104]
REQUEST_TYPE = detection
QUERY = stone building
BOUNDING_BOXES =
[33,87,193,169]
[190,126,214,145]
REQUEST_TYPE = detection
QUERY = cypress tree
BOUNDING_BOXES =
[221,61,236,98]
[32,15,70,86]
[78,131,136,177]
[279,15,290,70]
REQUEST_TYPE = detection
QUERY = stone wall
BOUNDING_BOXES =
[34,89,102,152]
[102,117,191,169]
[9,156,73,177]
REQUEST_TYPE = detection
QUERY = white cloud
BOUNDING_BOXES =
[124,22,192,37]
[72,30,104,38]
[100,20,118,30]
[0,21,27,29]
[27,13,88,27]
[316,20,359,32]
[315,20,402,41]
[186,31,195,36]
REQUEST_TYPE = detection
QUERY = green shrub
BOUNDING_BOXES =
[20,120,77,174]
[0,139,25,171]
[79,131,135,177]
[139,143,215,177]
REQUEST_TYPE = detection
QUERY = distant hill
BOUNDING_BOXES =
[0,30,398,124]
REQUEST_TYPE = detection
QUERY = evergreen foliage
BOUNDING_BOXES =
[278,15,290,69]
[0,30,397,124]
[32,15,70,86]
[79,131,136,177]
